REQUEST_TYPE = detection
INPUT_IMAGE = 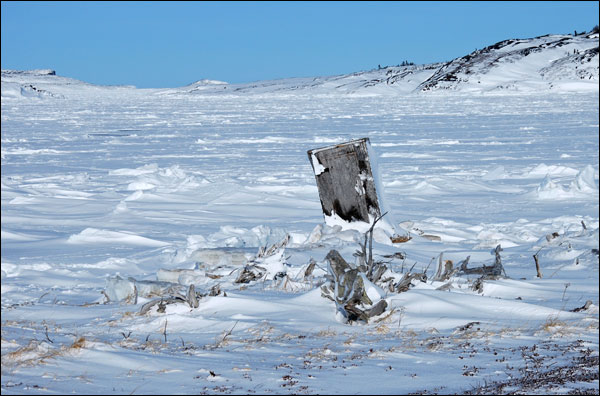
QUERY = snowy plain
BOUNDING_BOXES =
[1,37,599,394]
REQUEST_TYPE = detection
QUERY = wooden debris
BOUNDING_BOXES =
[366,299,388,318]
[326,249,352,278]
[391,235,412,243]
[458,256,471,272]
[353,212,388,280]
[235,234,290,284]
[234,264,265,284]
[456,321,481,332]
[140,296,183,315]
[209,284,223,297]
[303,258,316,279]
[472,276,485,293]
[257,234,290,258]
[432,253,458,282]
[395,272,427,293]
[322,248,389,324]
[458,245,506,277]
[570,300,593,312]
[371,264,388,284]
[383,251,406,260]
[187,284,199,308]
[139,287,205,315]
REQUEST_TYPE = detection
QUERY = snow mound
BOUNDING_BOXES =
[534,165,599,199]
[570,164,598,192]
[67,228,170,247]
[523,163,580,178]
[481,165,507,181]
[110,164,210,192]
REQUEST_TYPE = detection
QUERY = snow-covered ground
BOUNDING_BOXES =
[1,55,599,394]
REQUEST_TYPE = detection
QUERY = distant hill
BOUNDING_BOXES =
[2,31,598,98]
[414,32,599,92]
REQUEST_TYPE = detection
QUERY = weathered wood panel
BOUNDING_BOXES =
[307,138,381,224]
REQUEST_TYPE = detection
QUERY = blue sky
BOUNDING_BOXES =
[2,1,598,88]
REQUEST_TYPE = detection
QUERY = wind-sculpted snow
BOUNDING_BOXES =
[1,43,599,394]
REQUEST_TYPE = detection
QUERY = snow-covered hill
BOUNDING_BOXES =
[0,69,137,100]
[417,32,599,92]
[157,64,446,96]
[179,32,598,95]
[2,32,598,98]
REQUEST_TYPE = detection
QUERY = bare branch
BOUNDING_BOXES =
[163,319,168,343]
[45,325,54,343]
[218,321,238,347]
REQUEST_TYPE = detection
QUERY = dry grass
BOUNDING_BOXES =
[373,307,397,324]
[70,337,86,349]
[315,328,337,338]
[2,340,45,368]
[373,324,391,334]
[1,336,87,371]
[343,334,357,345]
[538,315,571,336]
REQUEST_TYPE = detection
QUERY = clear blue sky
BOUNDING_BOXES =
[2,1,598,88]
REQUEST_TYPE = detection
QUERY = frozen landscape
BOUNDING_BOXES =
[1,32,599,394]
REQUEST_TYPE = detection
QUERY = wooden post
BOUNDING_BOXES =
[533,249,543,278]
[307,138,382,225]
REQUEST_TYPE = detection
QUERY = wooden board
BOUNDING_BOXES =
[307,138,381,224]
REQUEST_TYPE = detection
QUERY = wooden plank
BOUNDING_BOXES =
[307,138,381,224]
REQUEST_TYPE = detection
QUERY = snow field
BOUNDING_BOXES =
[1,74,598,394]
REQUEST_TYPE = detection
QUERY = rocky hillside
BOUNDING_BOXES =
[414,32,599,92]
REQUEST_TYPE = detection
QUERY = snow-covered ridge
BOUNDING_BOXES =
[190,79,228,85]
[417,33,599,92]
[1,67,137,99]
[1,68,56,76]
[2,32,598,97]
